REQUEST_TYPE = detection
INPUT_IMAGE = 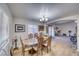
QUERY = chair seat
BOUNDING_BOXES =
[28,47,37,55]
[43,43,48,46]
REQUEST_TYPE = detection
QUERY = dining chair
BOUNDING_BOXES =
[34,33,38,38]
[10,37,18,56]
[10,37,17,56]
[28,33,33,39]
[37,35,44,55]
[44,36,52,53]
[47,36,52,52]
[20,37,25,56]
[10,47,14,56]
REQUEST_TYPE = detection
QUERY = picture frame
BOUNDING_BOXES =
[15,24,25,32]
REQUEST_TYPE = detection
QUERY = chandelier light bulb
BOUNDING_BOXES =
[42,17,44,21]
[45,18,48,21]
[40,15,48,22]
[40,19,42,21]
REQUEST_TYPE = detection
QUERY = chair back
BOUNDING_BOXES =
[34,33,38,38]
[20,37,25,56]
[10,47,14,56]
[47,36,52,51]
[37,35,44,55]
[28,33,33,39]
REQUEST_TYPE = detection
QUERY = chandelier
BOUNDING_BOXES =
[40,16,48,23]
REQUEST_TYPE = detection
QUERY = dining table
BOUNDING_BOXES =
[24,36,48,47]
[23,36,48,55]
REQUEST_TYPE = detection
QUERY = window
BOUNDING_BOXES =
[52,26,55,37]
[48,26,55,37]
[28,24,38,35]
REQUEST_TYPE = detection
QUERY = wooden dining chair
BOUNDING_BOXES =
[10,47,14,56]
[46,36,52,53]
[42,36,52,53]
[34,33,38,38]
[10,38,17,56]
[20,37,25,56]
[37,35,44,55]
[28,33,33,39]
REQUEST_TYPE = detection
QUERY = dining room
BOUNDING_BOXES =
[0,3,79,56]
[10,17,78,56]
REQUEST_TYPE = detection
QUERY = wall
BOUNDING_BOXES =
[55,22,77,36]
[13,17,40,47]
[0,4,13,56]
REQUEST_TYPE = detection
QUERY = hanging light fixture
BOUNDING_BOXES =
[40,5,49,23]
[40,16,48,23]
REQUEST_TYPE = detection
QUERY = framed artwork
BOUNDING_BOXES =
[15,24,25,32]
[38,25,44,31]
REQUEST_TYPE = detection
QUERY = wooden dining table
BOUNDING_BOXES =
[24,36,48,47]
[23,36,48,55]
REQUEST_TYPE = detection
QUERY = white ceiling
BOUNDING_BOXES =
[7,3,79,22]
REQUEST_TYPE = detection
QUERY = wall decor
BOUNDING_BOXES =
[15,24,25,32]
[38,25,44,31]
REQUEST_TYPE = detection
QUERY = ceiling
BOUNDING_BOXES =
[7,3,79,23]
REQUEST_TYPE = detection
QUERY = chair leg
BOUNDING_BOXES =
[23,52,25,56]
[41,50,43,55]
[37,52,38,56]
[47,47,48,53]
[37,47,39,56]
[22,49,25,56]
[50,47,51,51]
